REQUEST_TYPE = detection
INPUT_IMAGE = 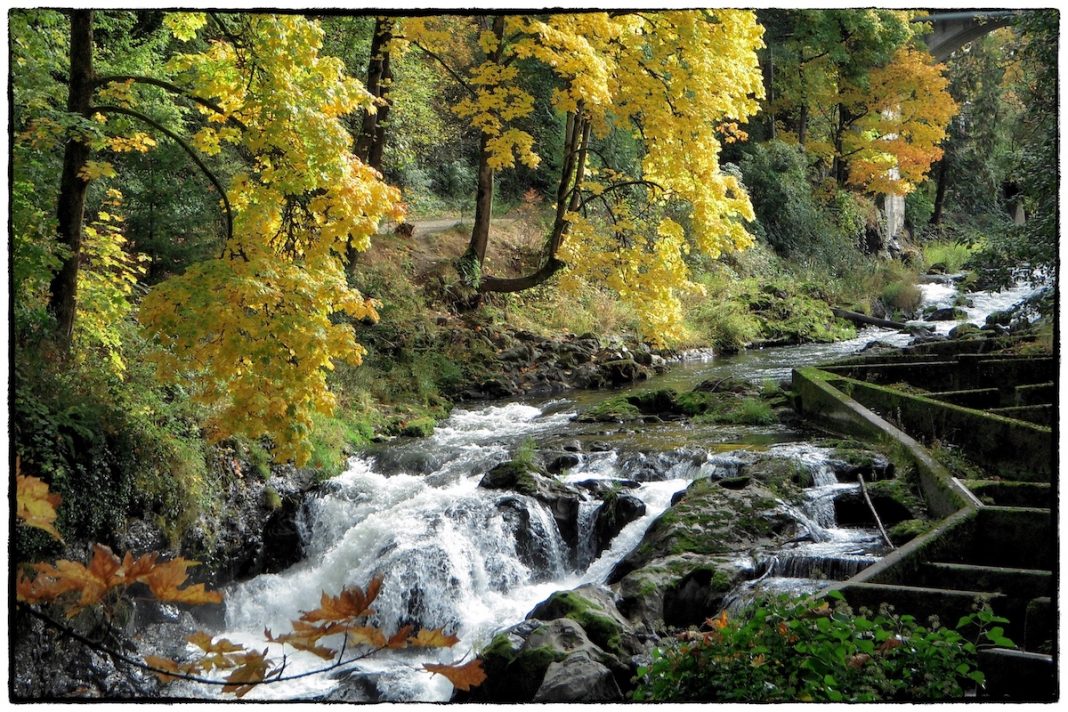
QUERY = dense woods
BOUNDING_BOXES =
[10,8,1058,702]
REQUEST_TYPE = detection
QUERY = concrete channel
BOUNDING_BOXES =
[792,337,1056,701]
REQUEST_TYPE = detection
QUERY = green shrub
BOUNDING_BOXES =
[881,280,922,313]
[923,240,975,274]
[905,182,936,230]
[729,398,777,425]
[634,593,1013,702]
[739,141,837,258]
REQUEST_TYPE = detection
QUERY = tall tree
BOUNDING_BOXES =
[47,10,94,352]
[399,11,765,343]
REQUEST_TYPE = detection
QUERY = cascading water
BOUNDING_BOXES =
[172,273,1037,701]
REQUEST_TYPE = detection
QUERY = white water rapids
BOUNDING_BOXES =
[171,276,1040,701]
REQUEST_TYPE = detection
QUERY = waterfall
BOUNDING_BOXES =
[170,274,1040,701]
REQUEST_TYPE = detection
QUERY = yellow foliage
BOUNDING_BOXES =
[15,459,63,542]
[141,14,402,464]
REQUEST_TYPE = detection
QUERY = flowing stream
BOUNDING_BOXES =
[177,276,1041,701]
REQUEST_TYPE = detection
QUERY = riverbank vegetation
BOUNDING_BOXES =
[10,8,1058,701]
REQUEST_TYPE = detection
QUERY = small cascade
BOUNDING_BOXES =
[723,446,888,615]
[573,499,602,570]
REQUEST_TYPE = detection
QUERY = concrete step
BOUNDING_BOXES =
[837,582,1013,632]
[978,648,1057,701]
[945,507,1053,570]
[961,480,1052,508]
[988,404,1053,426]
[918,562,1052,599]
[1024,597,1055,654]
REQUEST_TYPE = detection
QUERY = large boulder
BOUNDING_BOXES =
[533,652,623,702]
[462,618,621,702]
[928,306,968,321]
[527,584,644,659]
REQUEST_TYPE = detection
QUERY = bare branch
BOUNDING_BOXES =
[411,42,478,99]
[578,180,666,211]
[89,104,235,248]
[92,75,247,131]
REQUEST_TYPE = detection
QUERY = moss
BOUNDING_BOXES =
[866,476,925,517]
[674,390,717,416]
[888,518,933,546]
[263,487,282,511]
[398,416,435,438]
[481,632,520,663]
[579,396,642,422]
[628,389,682,414]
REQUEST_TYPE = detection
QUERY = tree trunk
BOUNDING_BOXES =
[355,17,393,171]
[832,103,853,186]
[48,9,94,352]
[765,47,776,140]
[349,18,393,277]
[930,157,948,225]
[463,131,494,270]
[367,42,392,171]
[460,15,504,288]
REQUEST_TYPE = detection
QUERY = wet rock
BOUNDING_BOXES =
[949,322,982,340]
[12,609,161,699]
[827,450,895,482]
[593,494,646,555]
[528,585,643,660]
[321,670,384,701]
[662,565,739,628]
[597,358,649,386]
[533,652,623,702]
[608,477,784,586]
[461,619,613,702]
[477,377,520,399]
[371,447,444,476]
[986,309,1014,327]
[261,493,306,573]
[561,439,583,453]
[910,333,948,345]
[480,460,585,554]
[903,323,935,336]
[928,306,968,321]
[546,452,581,474]
[615,554,752,632]
[860,340,899,353]
[498,496,560,576]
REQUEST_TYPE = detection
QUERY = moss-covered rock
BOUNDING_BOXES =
[464,617,626,702]
[949,323,982,340]
[887,518,934,546]
[577,396,642,423]
[615,554,751,632]
[527,585,641,659]
[397,416,435,438]
[608,477,788,584]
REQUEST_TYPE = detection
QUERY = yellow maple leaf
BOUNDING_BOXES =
[15,461,63,542]
[143,557,223,605]
[409,627,460,648]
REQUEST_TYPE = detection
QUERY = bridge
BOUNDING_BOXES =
[918,10,1021,62]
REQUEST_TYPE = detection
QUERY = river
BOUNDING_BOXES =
[174,277,1042,701]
